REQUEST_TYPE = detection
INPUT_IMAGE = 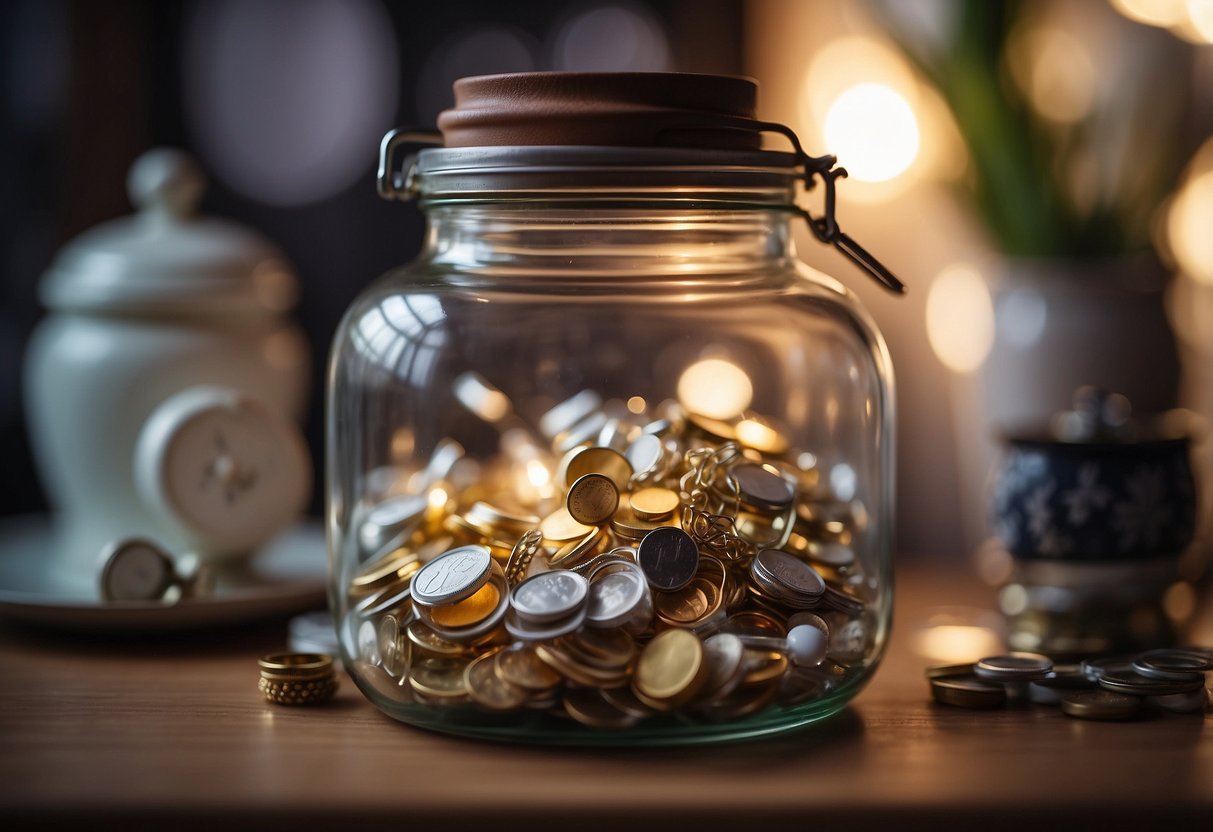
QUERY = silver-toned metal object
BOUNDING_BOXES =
[585,559,651,631]
[974,653,1055,682]
[410,545,493,607]
[511,570,589,625]
[750,548,825,608]
[98,538,178,602]
[358,493,428,555]
[637,526,699,591]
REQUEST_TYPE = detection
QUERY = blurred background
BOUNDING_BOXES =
[2,0,1213,571]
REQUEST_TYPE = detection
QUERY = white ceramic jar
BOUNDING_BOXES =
[25,149,311,593]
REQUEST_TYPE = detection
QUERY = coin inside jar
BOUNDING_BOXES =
[727,462,795,512]
[426,580,502,628]
[560,445,633,490]
[633,628,709,708]
[410,545,494,607]
[511,569,589,624]
[637,526,700,591]
[629,487,680,521]
[566,473,620,525]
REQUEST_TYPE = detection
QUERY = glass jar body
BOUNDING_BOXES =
[328,205,894,744]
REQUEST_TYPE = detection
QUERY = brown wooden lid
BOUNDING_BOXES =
[437,72,763,150]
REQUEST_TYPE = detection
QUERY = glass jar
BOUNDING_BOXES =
[328,73,900,744]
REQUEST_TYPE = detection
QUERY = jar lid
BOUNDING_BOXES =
[437,72,762,150]
[40,148,298,313]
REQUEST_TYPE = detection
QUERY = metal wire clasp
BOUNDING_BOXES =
[377,128,442,201]
[755,121,906,295]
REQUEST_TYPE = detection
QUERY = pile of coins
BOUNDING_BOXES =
[340,386,876,730]
[928,648,1212,720]
[258,653,339,706]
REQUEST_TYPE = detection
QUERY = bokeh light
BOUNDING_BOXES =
[182,0,398,206]
[550,2,670,72]
[823,83,921,183]
[925,264,995,374]
[1167,168,1213,285]
[1007,26,1097,125]
[677,358,753,420]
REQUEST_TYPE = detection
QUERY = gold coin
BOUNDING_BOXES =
[539,507,594,543]
[464,651,528,711]
[610,498,679,541]
[567,473,620,525]
[561,446,633,490]
[425,581,501,628]
[549,525,609,567]
[559,628,637,671]
[655,583,710,625]
[633,628,708,705]
[464,501,541,538]
[563,687,642,729]
[406,619,469,659]
[742,650,789,685]
[408,659,469,699]
[725,610,786,637]
[494,643,563,691]
[629,487,680,521]
[351,548,422,599]
[535,643,630,688]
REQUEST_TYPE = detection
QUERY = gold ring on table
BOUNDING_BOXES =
[258,653,338,705]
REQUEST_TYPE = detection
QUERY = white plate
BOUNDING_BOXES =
[0,516,327,632]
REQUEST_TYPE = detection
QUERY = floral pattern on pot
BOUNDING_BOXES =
[991,439,1194,561]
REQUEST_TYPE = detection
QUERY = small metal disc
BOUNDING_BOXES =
[511,569,589,624]
[563,687,642,729]
[625,434,665,478]
[930,675,1007,709]
[464,652,529,711]
[585,563,648,629]
[974,653,1054,682]
[494,643,563,691]
[1098,668,1205,697]
[698,633,748,704]
[637,526,700,591]
[566,473,620,525]
[727,463,795,512]
[1133,648,1213,680]
[925,663,977,680]
[561,445,634,490]
[628,487,680,521]
[633,628,707,705]
[410,545,493,607]
[99,538,177,602]
[1061,690,1142,721]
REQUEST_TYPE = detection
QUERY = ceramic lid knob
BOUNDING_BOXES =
[127,147,206,220]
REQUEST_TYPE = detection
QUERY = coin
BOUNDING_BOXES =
[728,463,795,512]
[359,494,428,554]
[351,545,421,597]
[633,628,708,706]
[377,614,412,678]
[464,652,528,711]
[511,569,589,624]
[503,603,588,641]
[563,687,642,729]
[99,538,177,602]
[411,545,493,607]
[637,526,700,591]
[698,633,748,703]
[751,549,825,607]
[561,446,633,491]
[1133,648,1212,680]
[625,434,665,479]
[549,525,608,567]
[629,487,680,521]
[930,675,1007,709]
[655,583,710,625]
[539,507,595,543]
[464,501,540,538]
[586,561,650,629]
[425,581,502,628]
[405,619,469,659]
[1098,668,1205,697]
[540,390,602,440]
[408,659,470,699]
[567,473,620,525]
[494,643,563,691]
[1061,690,1142,721]
[974,653,1054,682]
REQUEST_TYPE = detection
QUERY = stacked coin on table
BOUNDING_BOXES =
[927,647,1212,720]
[339,387,875,730]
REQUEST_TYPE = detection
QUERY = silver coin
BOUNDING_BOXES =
[626,433,665,478]
[585,563,648,629]
[1080,656,1135,682]
[410,545,493,607]
[540,390,603,440]
[753,549,825,604]
[503,603,588,641]
[511,569,589,624]
[99,538,177,602]
[637,526,700,591]
[728,463,795,512]
[1098,668,1205,697]
[424,573,512,644]
[698,633,747,704]
[1133,648,1213,680]
[974,653,1054,682]
[359,493,428,554]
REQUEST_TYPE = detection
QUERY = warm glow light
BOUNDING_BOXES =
[1189,0,1213,41]
[925,264,995,374]
[453,372,512,423]
[626,395,647,415]
[677,358,753,420]
[1163,581,1197,621]
[1010,26,1096,125]
[913,625,1004,663]
[1110,0,1190,27]
[1167,170,1213,285]
[427,486,449,511]
[526,458,551,489]
[823,83,920,183]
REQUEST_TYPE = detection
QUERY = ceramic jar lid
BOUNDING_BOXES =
[39,148,298,313]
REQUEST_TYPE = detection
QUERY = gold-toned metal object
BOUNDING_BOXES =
[539,507,594,543]
[560,445,633,490]
[505,529,544,587]
[408,658,471,699]
[464,651,529,710]
[566,473,619,525]
[426,581,502,628]
[633,628,708,708]
[629,487,680,521]
[257,653,338,706]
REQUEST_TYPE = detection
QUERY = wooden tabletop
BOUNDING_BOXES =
[1,564,1210,830]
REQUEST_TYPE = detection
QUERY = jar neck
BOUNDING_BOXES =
[421,204,797,278]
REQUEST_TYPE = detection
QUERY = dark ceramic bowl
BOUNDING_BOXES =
[991,434,1195,561]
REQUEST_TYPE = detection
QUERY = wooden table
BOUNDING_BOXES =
[1,565,1210,830]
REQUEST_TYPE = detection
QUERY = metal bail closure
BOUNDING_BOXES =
[377,129,442,201]
[753,121,905,295]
